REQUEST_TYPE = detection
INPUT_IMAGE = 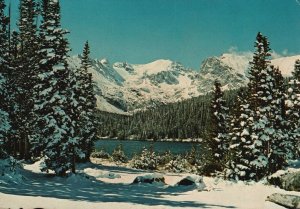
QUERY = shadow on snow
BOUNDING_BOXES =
[0,162,236,209]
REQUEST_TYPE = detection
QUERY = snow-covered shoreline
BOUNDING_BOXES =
[0,158,298,209]
[98,136,203,143]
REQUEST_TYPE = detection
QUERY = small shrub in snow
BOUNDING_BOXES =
[90,149,110,159]
[157,150,173,167]
[111,144,127,163]
[186,145,199,166]
[165,155,190,173]
[131,147,158,170]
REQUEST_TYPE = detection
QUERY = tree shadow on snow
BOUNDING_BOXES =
[0,166,236,209]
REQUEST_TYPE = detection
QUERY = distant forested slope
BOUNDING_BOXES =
[97,89,239,140]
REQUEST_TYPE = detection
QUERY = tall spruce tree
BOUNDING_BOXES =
[31,0,83,176]
[203,80,228,174]
[0,73,10,158]
[17,0,39,159]
[0,0,11,156]
[226,32,288,180]
[6,31,22,157]
[268,66,291,173]
[286,60,300,158]
[74,41,97,161]
[226,89,256,180]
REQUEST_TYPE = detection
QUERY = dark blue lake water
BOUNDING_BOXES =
[94,139,201,158]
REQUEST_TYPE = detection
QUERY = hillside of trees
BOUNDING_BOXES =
[97,89,239,140]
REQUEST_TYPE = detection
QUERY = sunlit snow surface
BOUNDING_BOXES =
[0,158,299,209]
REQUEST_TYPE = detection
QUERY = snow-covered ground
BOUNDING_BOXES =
[0,159,299,209]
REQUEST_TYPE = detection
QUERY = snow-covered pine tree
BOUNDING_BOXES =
[203,80,228,174]
[268,66,292,173]
[32,0,83,176]
[6,31,22,157]
[286,60,300,158]
[17,0,39,159]
[74,41,97,162]
[226,89,256,180]
[0,0,11,156]
[226,32,287,180]
[0,74,10,158]
[244,32,273,180]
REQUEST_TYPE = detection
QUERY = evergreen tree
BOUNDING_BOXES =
[6,31,22,157]
[17,0,39,159]
[31,0,83,176]
[226,89,256,180]
[0,74,10,158]
[226,32,288,180]
[0,0,10,156]
[203,80,228,174]
[286,60,300,158]
[0,0,11,155]
[268,66,291,173]
[74,41,97,161]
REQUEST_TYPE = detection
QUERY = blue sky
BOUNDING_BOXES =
[8,0,300,69]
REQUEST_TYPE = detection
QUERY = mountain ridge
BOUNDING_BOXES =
[67,53,300,115]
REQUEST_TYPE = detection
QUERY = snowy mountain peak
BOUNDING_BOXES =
[67,53,300,115]
[220,52,252,75]
[100,58,110,66]
[271,55,300,77]
[134,59,174,75]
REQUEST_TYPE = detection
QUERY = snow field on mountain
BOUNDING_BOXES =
[67,53,300,114]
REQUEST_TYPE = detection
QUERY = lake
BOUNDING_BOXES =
[94,139,201,158]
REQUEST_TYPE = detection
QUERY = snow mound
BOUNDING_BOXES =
[65,173,97,185]
[0,157,24,185]
[266,193,300,209]
[83,168,121,179]
[175,175,206,191]
[24,159,45,173]
[268,168,300,191]
[132,173,165,185]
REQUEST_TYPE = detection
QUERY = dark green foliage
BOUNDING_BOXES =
[74,41,97,162]
[203,80,228,174]
[131,146,158,170]
[97,90,238,140]
[17,0,40,160]
[226,32,290,181]
[90,149,110,159]
[111,144,127,163]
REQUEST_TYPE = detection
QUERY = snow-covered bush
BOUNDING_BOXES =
[165,155,190,173]
[186,145,199,166]
[111,144,127,163]
[131,147,158,170]
[90,149,110,159]
[157,150,173,167]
